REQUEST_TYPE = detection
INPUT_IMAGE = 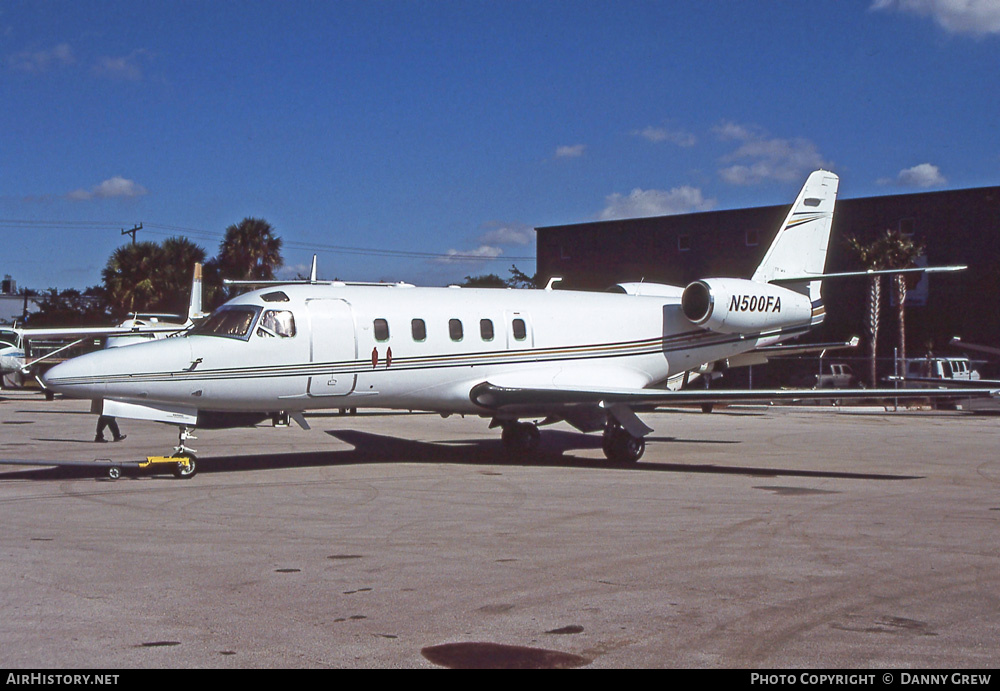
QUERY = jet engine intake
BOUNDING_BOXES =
[681,278,813,334]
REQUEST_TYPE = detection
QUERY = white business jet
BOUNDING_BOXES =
[40,171,995,474]
[1,265,205,387]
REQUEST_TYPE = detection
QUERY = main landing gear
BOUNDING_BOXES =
[501,421,541,456]
[602,422,645,464]
[499,419,646,464]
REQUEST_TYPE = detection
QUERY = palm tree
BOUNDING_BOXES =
[878,229,925,368]
[159,236,208,315]
[101,241,166,317]
[846,229,925,386]
[216,218,283,296]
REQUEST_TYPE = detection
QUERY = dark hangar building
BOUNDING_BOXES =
[535,185,1000,379]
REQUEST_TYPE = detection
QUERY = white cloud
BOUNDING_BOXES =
[68,176,149,201]
[871,0,1000,37]
[715,121,832,185]
[8,43,74,73]
[599,186,716,220]
[879,163,948,187]
[435,245,504,265]
[93,53,144,81]
[555,144,586,158]
[632,125,697,147]
[478,222,535,246]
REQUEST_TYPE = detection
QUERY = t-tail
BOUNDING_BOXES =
[188,263,206,322]
[751,169,839,316]
[680,170,838,335]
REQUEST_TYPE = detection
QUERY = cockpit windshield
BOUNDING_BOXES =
[257,310,296,338]
[0,329,19,348]
[189,306,261,341]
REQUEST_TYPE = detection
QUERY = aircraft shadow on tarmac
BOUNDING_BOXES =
[1,428,921,482]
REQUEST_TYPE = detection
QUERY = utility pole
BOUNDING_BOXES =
[121,223,143,244]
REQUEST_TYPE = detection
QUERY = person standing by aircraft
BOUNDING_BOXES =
[95,415,126,443]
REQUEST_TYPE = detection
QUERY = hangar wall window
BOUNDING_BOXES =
[512,318,527,341]
[480,319,494,341]
[678,234,691,252]
[374,319,390,342]
[449,319,464,341]
[900,218,916,236]
[745,229,759,247]
[411,318,426,342]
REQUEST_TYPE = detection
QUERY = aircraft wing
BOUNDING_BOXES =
[469,381,1000,411]
[894,377,1000,387]
[19,324,184,340]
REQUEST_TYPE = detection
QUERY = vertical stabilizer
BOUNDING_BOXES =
[187,263,205,322]
[751,170,839,303]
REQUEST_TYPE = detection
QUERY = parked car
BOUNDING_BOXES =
[904,357,980,382]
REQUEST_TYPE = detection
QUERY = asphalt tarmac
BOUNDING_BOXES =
[1,389,997,669]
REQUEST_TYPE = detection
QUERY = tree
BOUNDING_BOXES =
[101,237,210,318]
[25,287,112,327]
[846,229,925,386]
[878,230,925,368]
[216,217,283,297]
[460,273,507,288]
[460,265,539,289]
[101,241,166,317]
[158,237,208,316]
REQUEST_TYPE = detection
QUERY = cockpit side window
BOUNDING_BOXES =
[189,306,261,341]
[0,330,18,348]
[258,309,297,338]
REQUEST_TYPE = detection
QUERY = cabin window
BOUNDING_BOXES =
[480,319,494,341]
[257,310,296,338]
[512,318,527,341]
[411,318,426,342]
[190,306,261,341]
[374,319,390,342]
[449,319,464,341]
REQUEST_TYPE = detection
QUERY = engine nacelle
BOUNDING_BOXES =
[681,278,814,334]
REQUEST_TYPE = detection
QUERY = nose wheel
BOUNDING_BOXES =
[172,425,199,478]
[171,452,197,479]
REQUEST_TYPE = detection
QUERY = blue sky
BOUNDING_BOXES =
[2,0,999,290]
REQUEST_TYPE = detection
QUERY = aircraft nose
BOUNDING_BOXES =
[42,338,194,399]
[41,351,110,398]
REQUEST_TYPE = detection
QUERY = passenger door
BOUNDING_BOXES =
[307,298,357,396]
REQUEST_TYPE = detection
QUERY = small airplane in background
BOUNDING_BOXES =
[1,264,205,387]
[41,171,999,476]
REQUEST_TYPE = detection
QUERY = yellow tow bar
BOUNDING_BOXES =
[106,455,197,480]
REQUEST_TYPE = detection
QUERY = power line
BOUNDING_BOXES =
[0,219,535,263]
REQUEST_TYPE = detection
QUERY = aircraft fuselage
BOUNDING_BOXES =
[41,283,776,417]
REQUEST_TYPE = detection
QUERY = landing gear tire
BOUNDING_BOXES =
[603,427,645,464]
[501,422,541,457]
[108,466,121,480]
[171,453,197,479]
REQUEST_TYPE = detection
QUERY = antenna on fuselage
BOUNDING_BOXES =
[309,255,318,283]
